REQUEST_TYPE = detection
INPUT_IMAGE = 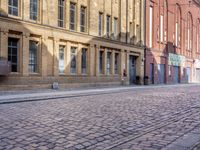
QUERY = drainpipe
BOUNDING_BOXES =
[144,0,147,83]
[126,0,128,44]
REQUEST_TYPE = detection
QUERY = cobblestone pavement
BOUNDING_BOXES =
[1,85,200,150]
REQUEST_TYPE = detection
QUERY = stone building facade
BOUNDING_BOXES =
[0,0,145,89]
[145,0,200,84]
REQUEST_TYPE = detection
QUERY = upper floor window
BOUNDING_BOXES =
[197,19,200,53]
[58,0,65,27]
[175,4,181,47]
[160,15,164,42]
[187,12,193,51]
[106,15,111,37]
[29,41,38,73]
[70,3,76,30]
[98,12,103,36]
[30,0,38,20]
[8,0,19,16]
[80,6,86,32]
[8,38,19,72]
[149,4,153,48]
[114,18,118,38]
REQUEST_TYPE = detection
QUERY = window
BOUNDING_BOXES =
[175,4,181,47]
[160,15,164,42]
[99,12,103,36]
[8,0,19,16]
[59,45,65,74]
[107,52,111,75]
[99,51,104,74]
[70,3,76,30]
[81,48,87,74]
[197,19,200,52]
[8,38,18,72]
[30,0,38,20]
[80,6,86,32]
[115,53,119,74]
[114,18,118,38]
[149,5,153,47]
[187,12,193,50]
[70,47,77,74]
[58,0,64,27]
[29,41,38,73]
[106,15,111,37]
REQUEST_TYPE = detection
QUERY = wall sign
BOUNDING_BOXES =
[168,53,185,67]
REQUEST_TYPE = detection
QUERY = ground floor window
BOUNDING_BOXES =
[70,47,77,74]
[29,41,38,73]
[99,51,104,74]
[59,45,65,74]
[107,52,111,75]
[81,48,87,74]
[114,53,119,74]
[8,38,18,72]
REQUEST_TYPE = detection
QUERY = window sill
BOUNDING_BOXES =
[8,14,22,20]
[59,73,66,76]
[29,73,40,76]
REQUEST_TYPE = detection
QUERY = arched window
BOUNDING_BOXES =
[197,19,200,52]
[175,4,181,47]
[187,12,193,51]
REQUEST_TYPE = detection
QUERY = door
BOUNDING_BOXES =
[129,56,136,84]
[157,64,165,84]
[186,67,191,83]
[173,66,179,83]
[196,69,200,83]
[150,63,154,84]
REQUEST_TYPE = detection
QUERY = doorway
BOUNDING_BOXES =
[129,56,136,84]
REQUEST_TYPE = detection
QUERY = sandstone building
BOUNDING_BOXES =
[145,0,200,84]
[0,0,145,89]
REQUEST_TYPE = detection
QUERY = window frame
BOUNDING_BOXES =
[99,12,103,36]
[70,46,77,74]
[70,2,76,31]
[58,0,65,27]
[106,15,111,38]
[81,48,87,74]
[8,0,19,16]
[59,45,65,74]
[29,41,38,73]
[30,0,38,21]
[80,6,86,32]
[8,37,19,73]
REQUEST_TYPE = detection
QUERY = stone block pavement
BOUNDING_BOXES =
[1,84,200,150]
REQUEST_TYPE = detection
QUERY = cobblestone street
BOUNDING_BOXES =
[1,85,200,150]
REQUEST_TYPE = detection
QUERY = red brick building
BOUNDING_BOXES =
[145,0,200,84]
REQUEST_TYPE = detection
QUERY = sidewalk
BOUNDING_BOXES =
[0,83,199,104]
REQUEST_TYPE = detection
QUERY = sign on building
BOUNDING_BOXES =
[168,53,185,67]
